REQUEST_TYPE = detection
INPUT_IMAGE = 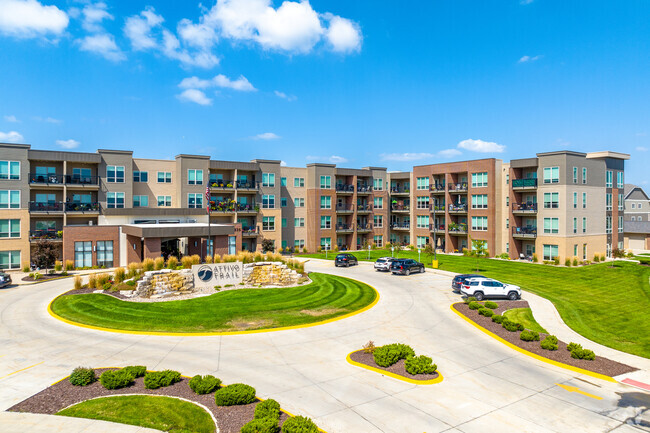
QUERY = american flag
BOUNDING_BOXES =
[206,184,211,214]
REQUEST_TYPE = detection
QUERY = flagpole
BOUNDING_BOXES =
[206,183,211,262]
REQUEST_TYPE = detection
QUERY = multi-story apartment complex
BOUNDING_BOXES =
[623,184,650,252]
[0,142,629,270]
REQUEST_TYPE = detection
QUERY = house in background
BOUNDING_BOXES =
[623,184,650,252]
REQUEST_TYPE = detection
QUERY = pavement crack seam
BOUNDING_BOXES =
[152,337,184,371]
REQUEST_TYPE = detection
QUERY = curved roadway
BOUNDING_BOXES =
[0,260,648,433]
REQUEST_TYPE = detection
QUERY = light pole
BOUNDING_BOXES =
[391,246,394,258]
[418,248,421,263]
[367,245,371,260]
[325,243,329,259]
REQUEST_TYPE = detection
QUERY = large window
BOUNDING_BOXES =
[157,171,172,183]
[262,173,275,187]
[471,172,488,188]
[416,177,429,190]
[416,236,428,248]
[0,190,20,209]
[582,167,587,184]
[319,176,331,189]
[280,177,287,187]
[281,218,287,228]
[0,219,20,238]
[573,218,577,234]
[320,196,331,209]
[188,193,203,208]
[294,239,305,248]
[606,170,613,188]
[582,192,587,209]
[617,172,624,188]
[262,195,275,209]
[294,217,305,227]
[0,161,20,180]
[543,218,559,234]
[133,195,148,207]
[583,217,588,233]
[75,241,92,268]
[294,197,305,207]
[0,250,20,269]
[133,171,148,182]
[573,167,577,184]
[543,167,559,184]
[606,193,612,211]
[619,216,624,233]
[97,241,114,268]
[471,216,488,231]
[543,192,559,209]
[373,235,383,248]
[157,195,171,207]
[294,177,304,187]
[606,216,612,234]
[262,216,275,231]
[471,194,488,209]
[373,178,383,190]
[416,215,429,228]
[416,196,429,209]
[573,192,578,209]
[188,169,203,185]
[281,198,287,207]
[374,215,383,228]
[373,197,383,209]
[106,165,125,183]
[320,237,331,248]
[618,194,624,211]
[106,192,125,208]
[320,216,331,229]
[543,245,558,261]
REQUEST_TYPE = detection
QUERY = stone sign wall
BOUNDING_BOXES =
[192,262,243,288]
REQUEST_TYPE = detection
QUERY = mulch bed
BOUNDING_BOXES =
[21,273,68,282]
[349,350,440,382]
[8,368,288,433]
[453,302,637,377]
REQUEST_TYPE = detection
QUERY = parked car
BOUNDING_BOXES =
[390,259,425,275]
[460,277,521,301]
[0,271,12,288]
[451,274,485,292]
[335,253,358,267]
[374,257,396,272]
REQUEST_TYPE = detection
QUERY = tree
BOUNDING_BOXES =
[261,238,275,253]
[469,237,488,272]
[423,243,434,262]
[33,239,58,273]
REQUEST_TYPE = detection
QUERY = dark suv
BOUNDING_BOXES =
[452,274,485,292]
[390,259,425,275]
[335,253,358,267]
[0,271,12,288]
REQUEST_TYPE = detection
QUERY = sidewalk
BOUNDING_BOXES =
[0,411,160,433]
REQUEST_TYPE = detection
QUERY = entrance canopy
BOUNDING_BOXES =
[121,223,235,238]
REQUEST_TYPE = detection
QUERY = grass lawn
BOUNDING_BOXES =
[57,395,215,433]
[303,250,650,359]
[503,308,548,334]
[51,272,377,333]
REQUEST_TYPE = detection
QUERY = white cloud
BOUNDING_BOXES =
[636,146,648,152]
[33,116,62,124]
[518,54,542,63]
[78,33,125,61]
[0,130,24,143]
[325,14,362,53]
[124,6,164,51]
[81,2,112,33]
[438,148,463,158]
[306,155,348,164]
[457,139,505,153]
[4,115,19,123]
[179,74,256,92]
[161,29,219,68]
[0,0,68,38]
[274,90,297,101]
[177,88,212,105]
[252,132,280,140]
[55,139,80,149]
[280,160,287,166]
[177,18,218,49]
[380,149,462,162]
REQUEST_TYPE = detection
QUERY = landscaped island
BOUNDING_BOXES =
[50,272,377,334]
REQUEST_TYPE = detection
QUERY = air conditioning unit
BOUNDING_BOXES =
[89,221,93,226]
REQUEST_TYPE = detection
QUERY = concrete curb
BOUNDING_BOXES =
[345,350,444,385]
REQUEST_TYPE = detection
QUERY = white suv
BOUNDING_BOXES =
[460,277,521,301]
[374,257,395,271]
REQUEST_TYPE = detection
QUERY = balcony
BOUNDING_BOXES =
[336,184,355,194]
[448,183,468,193]
[65,175,100,188]
[512,226,537,239]
[28,173,64,186]
[448,204,468,214]
[390,187,410,196]
[390,223,410,231]
[209,201,259,213]
[429,224,445,234]
[391,204,410,213]
[29,201,64,213]
[430,184,446,194]
[357,204,373,213]
[512,203,538,215]
[357,185,373,194]
[29,230,62,242]
[209,180,235,191]
[336,223,355,233]
[65,202,100,214]
[357,223,373,233]
[336,204,354,213]
[430,205,445,214]
[237,203,259,214]
[236,181,259,191]
[512,178,538,190]
[242,226,260,237]
[448,224,468,235]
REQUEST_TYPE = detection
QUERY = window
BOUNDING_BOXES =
[281,218,287,228]
[618,194,624,211]
[582,192,587,209]
[618,216,624,233]
[472,194,488,209]
[471,172,488,188]
[543,167,559,184]
[294,217,305,227]
[133,171,148,182]
[106,165,125,183]
[35,221,55,233]
[320,196,331,209]
[262,195,275,209]
[573,192,578,209]
[506,242,509,253]
[0,219,20,238]
[97,241,114,268]
[320,237,331,248]
[506,174,509,185]
[543,218,559,234]
[157,196,171,207]
[631,216,636,222]
[133,195,148,207]
[72,168,92,182]
[157,171,172,183]
[606,193,612,211]
[416,196,430,209]
[281,177,287,187]
[188,169,203,185]
[506,218,509,229]
[188,193,203,208]
[416,177,429,190]
[506,197,509,207]
[632,203,636,209]
[281,198,287,207]
[373,197,383,209]
[471,216,488,231]
[319,175,331,189]
[294,177,305,187]
[543,192,559,209]
[0,190,20,209]
[583,217,588,233]
[606,170,613,188]
[617,172,624,188]
[582,168,587,184]
[543,244,559,261]
[373,235,383,248]
[574,244,578,257]
[320,216,331,229]
[573,218,577,234]
[0,161,20,180]
[262,216,275,231]
[294,197,305,207]
[74,241,92,268]
[294,239,305,248]
[374,215,383,228]
[417,236,428,248]
[373,178,383,190]
[262,173,276,187]
[416,215,429,228]
[0,250,20,269]
[107,192,124,208]
[606,216,612,234]
[573,167,577,184]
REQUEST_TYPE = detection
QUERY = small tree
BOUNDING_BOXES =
[261,238,275,253]
[33,239,58,273]
[423,243,434,262]
[469,237,488,272]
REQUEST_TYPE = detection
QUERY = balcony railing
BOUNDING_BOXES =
[65,175,100,185]
[29,230,62,241]
[210,180,235,189]
[512,227,537,237]
[29,173,65,185]
[209,201,258,212]
[390,223,410,230]
[448,204,468,213]
[390,187,410,194]
[512,178,538,189]
[336,204,354,212]
[357,223,373,231]
[336,223,355,232]
[448,224,468,234]
[336,184,355,193]
[429,224,445,233]
[236,181,259,189]
[357,185,373,193]
[357,204,373,212]
[65,202,100,212]
[448,183,468,192]
[512,203,537,212]
[430,184,446,192]
[430,205,446,212]
[242,227,260,236]
[29,201,63,212]
[391,204,410,211]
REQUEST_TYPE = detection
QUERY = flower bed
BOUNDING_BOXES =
[348,344,440,383]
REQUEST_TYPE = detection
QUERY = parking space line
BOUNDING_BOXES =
[556,383,603,400]
[0,361,44,380]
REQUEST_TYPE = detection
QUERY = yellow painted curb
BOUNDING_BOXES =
[47,281,379,337]
[0,361,45,380]
[22,274,72,285]
[346,350,444,385]
[449,303,617,383]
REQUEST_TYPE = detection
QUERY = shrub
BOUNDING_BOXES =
[484,301,498,310]
[464,296,477,304]
[33,272,42,280]
[254,398,281,421]
[88,273,97,289]
[73,275,82,290]
[99,369,134,389]
[181,256,193,269]
[189,375,222,395]
[69,367,96,386]
[65,260,75,271]
[520,330,540,341]
[572,257,579,267]
[111,267,125,283]
[566,342,582,352]
[565,258,571,267]
[302,247,308,254]
[478,308,494,317]
[22,263,30,273]
[502,319,524,332]
[491,314,504,324]
[154,257,165,270]
[143,370,181,389]
[373,343,415,367]
[532,253,538,263]
[363,340,376,354]
[190,254,201,265]
[61,270,68,276]
[96,273,110,289]
[125,280,136,286]
[468,301,481,310]
[593,254,600,263]
[122,365,147,378]
[54,260,63,272]
[540,336,559,351]
[214,383,256,406]
[553,257,560,265]
[223,254,237,263]
[571,348,596,360]
[253,252,264,262]
[404,355,437,375]
[241,418,279,433]
[142,258,155,272]
[166,256,178,269]
[102,282,112,291]
[282,416,319,433]
[127,262,141,278]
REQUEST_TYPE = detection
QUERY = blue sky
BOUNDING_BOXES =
[1,0,649,185]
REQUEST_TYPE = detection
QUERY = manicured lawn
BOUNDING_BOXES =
[51,272,377,333]
[503,308,548,334]
[303,250,650,359]
[57,395,215,433]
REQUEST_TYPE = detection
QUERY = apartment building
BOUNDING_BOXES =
[623,184,650,252]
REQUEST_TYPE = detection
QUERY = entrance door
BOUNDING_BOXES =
[228,236,236,255]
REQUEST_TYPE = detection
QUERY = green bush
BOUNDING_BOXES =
[69,367,96,386]
[520,330,540,341]
[373,343,415,367]
[502,319,524,332]
[143,370,181,389]
[570,347,596,361]
[572,257,579,266]
[484,301,498,310]
[540,336,559,351]
[404,355,437,375]
[566,342,582,352]
[99,369,134,390]
[189,375,222,395]
[464,296,477,304]
[468,301,481,310]
[214,383,256,406]
[478,307,494,317]
[544,335,558,345]
[254,398,281,421]
[491,314,504,324]
[102,282,112,291]
[122,365,147,378]
[281,416,319,433]
[240,418,279,433]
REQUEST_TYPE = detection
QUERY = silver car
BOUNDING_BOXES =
[374,257,396,271]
